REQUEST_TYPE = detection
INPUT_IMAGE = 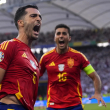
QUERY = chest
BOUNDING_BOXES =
[10,49,39,77]
[45,54,81,78]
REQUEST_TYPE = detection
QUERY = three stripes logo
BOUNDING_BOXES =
[49,62,55,66]
[22,52,27,58]
[0,41,9,50]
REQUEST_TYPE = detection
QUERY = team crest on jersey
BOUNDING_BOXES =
[67,58,74,68]
[30,60,37,69]
[0,51,4,62]
[58,64,65,71]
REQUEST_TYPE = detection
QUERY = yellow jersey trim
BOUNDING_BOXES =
[0,84,2,90]
[70,48,88,61]
[47,85,51,107]
[77,83,84,109]
[77,83,82,103]
[15,80,23,100]
[1,41,9,50]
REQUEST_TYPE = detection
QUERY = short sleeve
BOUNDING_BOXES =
[80,52,90,70]
[0,41,15,70]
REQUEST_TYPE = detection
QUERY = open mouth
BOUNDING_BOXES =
[33,25,40,33]
[59,41,65,44]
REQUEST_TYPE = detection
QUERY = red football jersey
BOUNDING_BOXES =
[0,38,40,110]
[40,47,90,108]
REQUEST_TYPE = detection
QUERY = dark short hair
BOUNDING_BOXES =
[14,5,39,29]
[55,24,70,36]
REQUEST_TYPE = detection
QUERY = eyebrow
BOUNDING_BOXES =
[30,14,42,20]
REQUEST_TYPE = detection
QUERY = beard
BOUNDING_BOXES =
[24,22,37,41]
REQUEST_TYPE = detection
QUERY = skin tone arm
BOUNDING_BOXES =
[0,68,6,84]
[88,71,106,107]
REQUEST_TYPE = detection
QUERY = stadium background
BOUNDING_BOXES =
[0,0,110,110]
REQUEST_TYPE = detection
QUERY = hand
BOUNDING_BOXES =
[89,94,106,107]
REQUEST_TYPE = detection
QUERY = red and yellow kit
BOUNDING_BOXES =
[40,47,90,108]
[0,38,40,110]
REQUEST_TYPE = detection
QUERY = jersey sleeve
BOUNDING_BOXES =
[0,41,15,70]
[39,55,46,77]
[79,52,90,70]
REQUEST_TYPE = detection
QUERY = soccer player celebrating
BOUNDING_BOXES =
[0,5,42,110]
[40,24,106,110]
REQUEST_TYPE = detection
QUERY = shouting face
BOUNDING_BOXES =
[54,28,71,52]
[23,8,42,40]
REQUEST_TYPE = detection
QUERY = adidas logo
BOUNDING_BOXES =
[22,52,27,58]
[49,62,55,66]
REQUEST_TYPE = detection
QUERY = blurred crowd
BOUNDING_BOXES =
[0,28,110,100]
[80,46,110,98]
[1,27,110,46]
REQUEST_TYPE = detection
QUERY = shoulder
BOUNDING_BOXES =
[0,39,17,51]
[69,47,81,54]
[40,48,55,63]
[69,47,88,60]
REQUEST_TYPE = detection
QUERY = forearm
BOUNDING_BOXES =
[88,72,102,94]
[93,73,102,94]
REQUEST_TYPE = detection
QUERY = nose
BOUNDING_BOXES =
[38,16,41,21]
[36,18,41,22]
[36,15,42,22]
[59,34,63,39]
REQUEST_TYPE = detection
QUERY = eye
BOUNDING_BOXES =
[62,32,67,35]
[30,14,37,17]
[57,32,61,35]
[30,14,42,20]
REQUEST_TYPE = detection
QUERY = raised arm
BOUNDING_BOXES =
[88,71,106,107]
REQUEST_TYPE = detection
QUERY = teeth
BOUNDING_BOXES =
[36,24,40,26]
[59,41,64,43]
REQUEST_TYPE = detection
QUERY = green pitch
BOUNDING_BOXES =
[84,103,110,110]
[34,103,110,110]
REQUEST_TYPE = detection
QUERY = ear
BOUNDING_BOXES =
[69,36,71,42]
[17,20,24,27]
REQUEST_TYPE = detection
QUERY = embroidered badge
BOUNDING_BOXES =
[0,51,4,62]
[58,64,65,71]
[30,60,37,69]
[67,58,74,68]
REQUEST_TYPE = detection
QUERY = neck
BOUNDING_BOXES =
[16,33,32,48]
[56,46,69,54]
